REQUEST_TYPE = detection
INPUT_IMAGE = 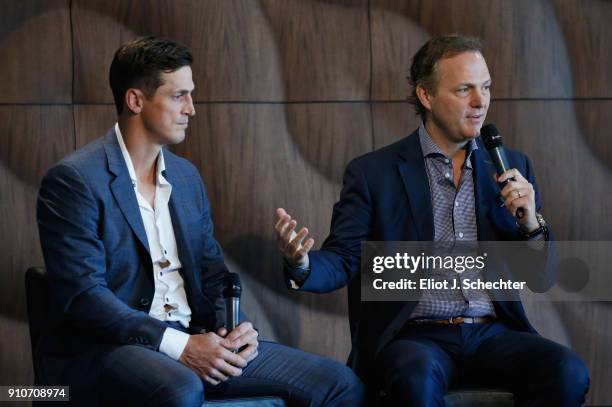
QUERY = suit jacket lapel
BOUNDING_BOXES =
[472,142,517,293]
[162,159,196,281]
[104,130,151,254]
[396,133,435,241]
[164,163,221,328]
[472,141,501,242]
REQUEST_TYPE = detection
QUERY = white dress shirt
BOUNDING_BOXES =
[116,123,191,360]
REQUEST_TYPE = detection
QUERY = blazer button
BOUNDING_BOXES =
[139,298,150,307]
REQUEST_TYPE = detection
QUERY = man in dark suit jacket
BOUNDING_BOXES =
[276,35,589,406]
[37,36,363,406]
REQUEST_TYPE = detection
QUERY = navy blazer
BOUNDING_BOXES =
[290,129,556,378]
[37,129,228,360]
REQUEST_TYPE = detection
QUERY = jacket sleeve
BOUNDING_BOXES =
[298,158,373,293]
[37,163,167,350]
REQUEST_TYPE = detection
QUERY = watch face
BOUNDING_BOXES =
[536,213,547,227]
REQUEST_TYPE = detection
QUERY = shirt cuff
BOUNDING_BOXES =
[285,256,311,289]
[159,327,190,360]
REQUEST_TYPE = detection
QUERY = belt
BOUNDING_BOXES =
[408,316,494,325]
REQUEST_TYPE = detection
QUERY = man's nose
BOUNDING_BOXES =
[183,94,196,116]
[471,89,487,108]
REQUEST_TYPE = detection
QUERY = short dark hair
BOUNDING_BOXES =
[109,36,193,114]
[408,35,483,119]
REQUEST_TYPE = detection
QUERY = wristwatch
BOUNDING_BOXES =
[520,212,548,239]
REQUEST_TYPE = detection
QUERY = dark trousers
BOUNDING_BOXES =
[374,320,589,407]
[41,340,363,407]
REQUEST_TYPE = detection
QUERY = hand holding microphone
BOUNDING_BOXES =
[223,273,241,332]
[219,273,259,363]
[178,275,247,386]
[481,124,540,233]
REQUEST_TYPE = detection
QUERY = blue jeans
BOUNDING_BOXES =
[51,339,363,406]
[374,320,589,406]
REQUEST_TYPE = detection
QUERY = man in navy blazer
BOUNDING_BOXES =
[37,36,363,406]
[276,35,589,405]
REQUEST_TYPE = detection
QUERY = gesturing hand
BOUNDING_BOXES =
[274,208,314,267]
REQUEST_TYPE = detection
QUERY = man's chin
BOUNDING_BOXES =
[463,125,483,139]
[167,131,186,145]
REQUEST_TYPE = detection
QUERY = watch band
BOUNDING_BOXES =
[520,212,548,239]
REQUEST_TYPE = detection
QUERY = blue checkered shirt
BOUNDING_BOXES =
[408,124,496,320]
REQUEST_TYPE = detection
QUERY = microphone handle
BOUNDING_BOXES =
[226,297,240,331]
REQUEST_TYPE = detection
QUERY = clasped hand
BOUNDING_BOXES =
[179,321,259,385]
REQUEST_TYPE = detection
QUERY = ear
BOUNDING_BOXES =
[124,88,145,114]
[416,84,433,112]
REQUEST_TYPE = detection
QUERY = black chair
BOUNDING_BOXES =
[25,266,48,385]
[25,267,286,407]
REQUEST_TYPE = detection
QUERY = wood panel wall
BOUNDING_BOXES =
[1,0,610,404]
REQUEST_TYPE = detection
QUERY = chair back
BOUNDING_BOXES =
[25,267,49,359]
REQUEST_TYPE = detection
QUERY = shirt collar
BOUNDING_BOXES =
[417,122,478,168]
[115,123,169,187]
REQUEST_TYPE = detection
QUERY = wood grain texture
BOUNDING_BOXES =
[73,104,117,147]
[550,0,612,98]
[0,106,74,386]
[257,0,370,101]
[0,317,33,388]
[571,100,612,172]
[72,0,369,103]
[0,0,71,103]
[554,301,612,405]
[371,0,574,100]
[371,102,421,149]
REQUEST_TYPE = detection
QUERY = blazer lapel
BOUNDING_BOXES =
[471,142,516,290]
[103,130,151,254]
[472,141,501,242]
[396,133,435,241]
[162,160,196,279]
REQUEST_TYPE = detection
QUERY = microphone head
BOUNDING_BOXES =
[223,273,242,298]
[480,124,503,150]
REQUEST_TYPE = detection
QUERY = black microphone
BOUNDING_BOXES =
[480,124,524,219]
[223,273,241,332]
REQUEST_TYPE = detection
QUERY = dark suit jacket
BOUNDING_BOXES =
[36,129,229,373]
[288,129,556,380]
